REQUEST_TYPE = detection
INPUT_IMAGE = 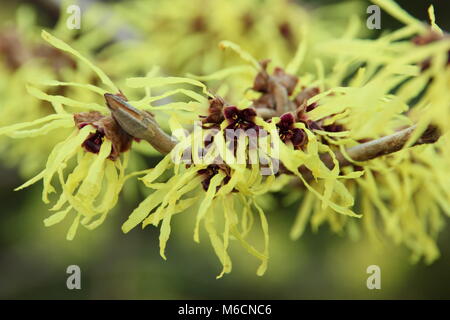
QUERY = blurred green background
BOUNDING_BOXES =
[0,0,449,299]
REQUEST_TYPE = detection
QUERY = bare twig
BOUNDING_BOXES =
[333,124,441,167]
[298,124,441,181]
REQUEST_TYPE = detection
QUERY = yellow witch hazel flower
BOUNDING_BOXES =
[121,111,273,277]
[0,30,215,241]
[0,31,133,240]
[1,0,448,276]
[174,1,449,267]
[120,43,364,277]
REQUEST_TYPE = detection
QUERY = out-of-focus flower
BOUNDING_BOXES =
[1,0,448,277]
[105,0,367,102]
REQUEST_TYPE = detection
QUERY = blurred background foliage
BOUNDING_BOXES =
[0,0,449,299]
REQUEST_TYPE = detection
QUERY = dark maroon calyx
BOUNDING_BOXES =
[277,113,307,149]
[224,106,258,131]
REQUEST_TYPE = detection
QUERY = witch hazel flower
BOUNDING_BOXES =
[5,30,214,240]
[121,127,272,278]
[282,0,450,264]
[0,31,135,240]
[0,0,447,278]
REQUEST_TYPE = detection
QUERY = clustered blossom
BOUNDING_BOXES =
[250,59,346,143]
[0,0,449,277]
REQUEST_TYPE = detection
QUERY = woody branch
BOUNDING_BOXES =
[105,94,442,175]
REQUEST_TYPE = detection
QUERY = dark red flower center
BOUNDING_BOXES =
[82,130,105,154]
[277,113,307,149]
[224,106,257,131]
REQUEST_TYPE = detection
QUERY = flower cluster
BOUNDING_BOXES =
[0,0,449,276]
